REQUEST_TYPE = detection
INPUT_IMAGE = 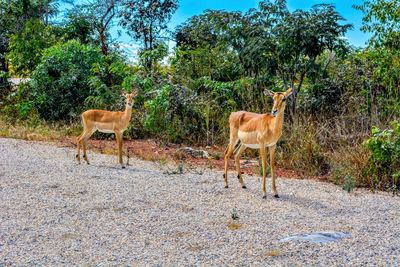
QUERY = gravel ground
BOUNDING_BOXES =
[0,138,399,266]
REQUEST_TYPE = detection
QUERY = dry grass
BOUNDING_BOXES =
[278,118,330,177]
[328,145,370,187]
[227,222,242,230]
[266,250,281,257]
[277,114,373,189]
[0,116,81,141]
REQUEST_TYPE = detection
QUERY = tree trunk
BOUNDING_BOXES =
[99,28,108,55]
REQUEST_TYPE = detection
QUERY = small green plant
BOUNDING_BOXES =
[231,208,239,220]
[177,164,184,174]
[343,175,355,193]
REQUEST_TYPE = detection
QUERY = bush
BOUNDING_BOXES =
[85,54,135,111]
[142,82,203,143]
[7,19,57,76]
[30,40,102,121]
[363,121,400,191]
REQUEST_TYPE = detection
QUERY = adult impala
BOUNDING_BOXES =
[223,88,293,199]
[76,90,137,168]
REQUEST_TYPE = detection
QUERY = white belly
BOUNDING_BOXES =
[238,130,276,149]
[94,123,116,133]
[243,142,276,149]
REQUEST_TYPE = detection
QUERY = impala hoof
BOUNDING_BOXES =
[262,195,267,199]
[274,194,280,198]
[224,185,228,189]
[121,165,126,169]
[75,154,79,158]
[242,185,247,189]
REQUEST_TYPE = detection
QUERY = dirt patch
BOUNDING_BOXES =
[58,136,302,179]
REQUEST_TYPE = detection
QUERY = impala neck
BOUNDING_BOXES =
[123,104,133,122]
[271,107,285,133]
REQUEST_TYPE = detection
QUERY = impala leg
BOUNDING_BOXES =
[116,132,125,168]
[81,132,92,165]
[234,144,247,188]
[269,144,279,198]
[260,145,267,199]
[76,133,83,164]
[223,139,238,188]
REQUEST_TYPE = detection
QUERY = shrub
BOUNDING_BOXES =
[363,121,400,191]
[85,54,135,111]
[30,40,102,121]
[143,84,171,135]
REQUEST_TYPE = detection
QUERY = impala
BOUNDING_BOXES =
[223,88,293,198]
[76,91,137,168]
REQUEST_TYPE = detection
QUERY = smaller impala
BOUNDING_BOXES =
[223,88,293,199]
[76,90,137,168]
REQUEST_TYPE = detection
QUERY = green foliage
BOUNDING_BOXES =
[30,40,103,121]
[139,42,169,71]
[7,19,57,75]
[143,84,171,134]
[355,0,400,49]
[363,121,400,190]
[85,54,134,110]
[1,82,34,122]
[60,11,96,45]
[171,45,242,82]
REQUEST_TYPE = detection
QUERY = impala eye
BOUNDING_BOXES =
[282,98,286,102]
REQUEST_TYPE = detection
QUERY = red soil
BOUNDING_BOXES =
[59,137,302,179]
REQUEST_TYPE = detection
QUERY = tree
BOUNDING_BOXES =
[175,10,241,49]
[355,0,400,49]
[66,0,117,55]
[119,0,178,69]
[173,10,243,81]
[7,19,56,76]
[0,0,58,85]
[271,3,352,116]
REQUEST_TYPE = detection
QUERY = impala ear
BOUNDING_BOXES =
[263,89,274,97]
[285,87,294,97]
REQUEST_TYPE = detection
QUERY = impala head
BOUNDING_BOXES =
[264,88,293,117]
[124,89,138,108]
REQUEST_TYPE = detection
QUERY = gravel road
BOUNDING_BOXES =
[1,138,399,266]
